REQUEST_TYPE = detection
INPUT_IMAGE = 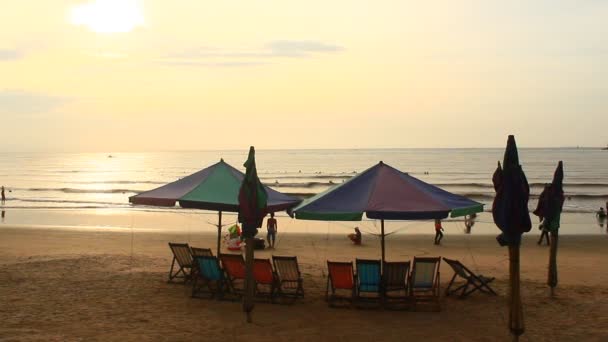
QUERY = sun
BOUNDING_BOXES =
[70,0,144,34]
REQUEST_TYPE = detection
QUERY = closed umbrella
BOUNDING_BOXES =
[238,146,268,323]
[533,161,564,296]
[492,135,532,341]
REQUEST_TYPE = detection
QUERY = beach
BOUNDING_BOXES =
[2,225,607,341]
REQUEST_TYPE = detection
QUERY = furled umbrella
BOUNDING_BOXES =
[533,161,564,296]
[238,146,268,323]
[290,161,484,266]
[129,159,299,256]
[492,135,532,341]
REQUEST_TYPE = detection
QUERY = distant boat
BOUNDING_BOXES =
[602,146,608,150]
[108,155,114,158]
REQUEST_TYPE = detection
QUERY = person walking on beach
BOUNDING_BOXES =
[266,212,278,248]
[1,186,5,204]
[348,227,362,245]
[464,213,476,234]
[434,219,444,245]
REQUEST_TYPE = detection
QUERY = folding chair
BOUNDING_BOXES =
[382,261,411,309]
[190,247,213,278]
[443,257,497,298]
[409,257,441,311]
[253,258,279,302]
[219,253,246,298]
[326,261,356,307]
[355,259,382,307]
[272,256,304,303]
[168,243,194,283]
[192,255,227,299]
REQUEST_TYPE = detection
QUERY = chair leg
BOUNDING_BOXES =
[445,272,458,296]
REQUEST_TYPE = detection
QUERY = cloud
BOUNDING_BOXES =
[162,40,344,67]
[0,90,68,115]
[0,49,23,61]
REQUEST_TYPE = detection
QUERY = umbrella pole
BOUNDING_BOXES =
[216,211,223,257]
[508,245,524,341]
[548,231,558,297]
[243,237,255,323]
[380,219,386,268]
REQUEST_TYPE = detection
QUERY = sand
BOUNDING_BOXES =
[1,225,608,341]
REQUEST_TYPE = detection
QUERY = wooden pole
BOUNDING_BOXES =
[381,219,386,269]
[216,211,222,257]
[548,231,558,297]
[243,236,255,323]
[508,245,524,341]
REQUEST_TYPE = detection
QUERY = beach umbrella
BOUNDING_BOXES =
[290,161,484,266]
[533,161,564,296]
[129,159,299,256]
[492,135,532,341]
[238,146,267,323]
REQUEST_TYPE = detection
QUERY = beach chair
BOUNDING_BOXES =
[192,255,227,299]
[443,258,497,298]
[219,253,246,298]
[355,259,382,307]
[168,242,194,283]
[326,261,356,307]
[409,257,441,311]
[382,261,411,309]
[253,258,279,302]
[189,247,213,278]
[272,256,304,303]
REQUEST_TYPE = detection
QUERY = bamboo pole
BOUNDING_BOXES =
[548,231,558,297]
[508,245,524,341]
[243,236,255,323]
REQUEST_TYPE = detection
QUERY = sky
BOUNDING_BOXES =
[1,0,607,152]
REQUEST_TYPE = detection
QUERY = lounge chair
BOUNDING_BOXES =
[253,258,279,302]
[189,247,213,278]
[409,257,441,311]
[443,257,497,298]
[219,253,246,298]
[382,261,411,309]
[168,242,194,283]
[272,256,304,302]
[192,255,227,299]
[326,261,356,307]
[355,259,382,307]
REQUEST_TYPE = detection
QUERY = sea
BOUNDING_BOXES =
[1,148,607,235]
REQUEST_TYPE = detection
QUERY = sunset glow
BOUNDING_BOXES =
[70,0,144,34]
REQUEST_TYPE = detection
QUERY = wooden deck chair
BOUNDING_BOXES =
[409,257,441,311]
[189,247,213,278]
[272,256,304,303]
[219,253,246,298]
[192,255,227,299]
[326,261,356,307]
[443,257,497,298]
[253,258,279,302]
[168,243,194,283]
[355,259,382,307]
[382,261,411,309]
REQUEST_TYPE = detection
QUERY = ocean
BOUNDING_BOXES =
[1,148,607,235]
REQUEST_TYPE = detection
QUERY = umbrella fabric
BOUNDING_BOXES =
[129,159,298,212]
[291,161,483,221]
[492,136,532,246]
[238,147,268,238]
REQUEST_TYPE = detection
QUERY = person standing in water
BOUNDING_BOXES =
[266,212,278,248]
[434,219,444,245]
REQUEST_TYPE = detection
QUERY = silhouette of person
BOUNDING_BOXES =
[1,186,5,204]
[464,213,476,234]
[348,227,362,245]
[434,219,444,245]
[266,212,278,248]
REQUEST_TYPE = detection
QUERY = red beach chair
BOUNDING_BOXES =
[326,261,356,307]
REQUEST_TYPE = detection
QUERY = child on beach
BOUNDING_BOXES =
[537,220,550,246]
[348,227,362,245]
[434,219,444,245]
[266,212,278,248]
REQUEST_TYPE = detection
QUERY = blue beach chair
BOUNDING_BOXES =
[355,259,382,307]
[192,255,227,299]
[409,257,441,311]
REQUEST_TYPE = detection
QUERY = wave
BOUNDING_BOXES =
[461,193,608,201]
[435,182,608,189]
[21,188,141,194]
